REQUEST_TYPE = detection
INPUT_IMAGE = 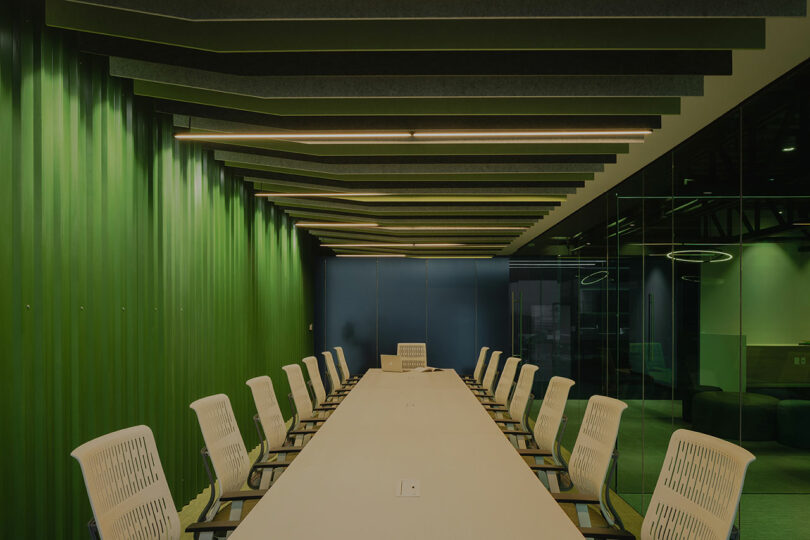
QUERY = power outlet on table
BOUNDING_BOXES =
[397,479,420,497]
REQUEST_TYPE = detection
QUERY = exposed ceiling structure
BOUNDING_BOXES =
[46,0,808,258]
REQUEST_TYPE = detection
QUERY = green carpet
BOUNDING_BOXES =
[529,398,810,537]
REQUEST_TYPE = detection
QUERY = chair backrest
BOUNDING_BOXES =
[480,350,503,393]
[302,355,327,406]
[283,363,313,420]
[641,429,755,540]
[246,375,287,448]
[568,395,628,501]
[493,356,521,406]
[472,346,489,382]
[533,376,576,454]
[72,425,182,540]
[397,342,427,369]
[334,346,351,383]
[323,350,342,393]
[189,394,251,495]
[508,363,538,424]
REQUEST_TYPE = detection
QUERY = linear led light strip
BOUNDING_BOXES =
[256,192,385,198]
[175,129,652,141]
[294,222,528,231]
[336,254,494,259]
[321,243,507,248]
[381,225,527,231]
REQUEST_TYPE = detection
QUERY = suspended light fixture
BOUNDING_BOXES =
[665,249,733,263]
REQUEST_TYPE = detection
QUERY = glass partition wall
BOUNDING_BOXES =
[512,59,810,538]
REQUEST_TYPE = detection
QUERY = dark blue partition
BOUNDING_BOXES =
[322,258,377,372]
[316,257,509,376]
[426,259,477,371]
[378,258,427,361]
[475,258,511,360]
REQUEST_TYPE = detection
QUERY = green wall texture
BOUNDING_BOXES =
[0,12,314,539]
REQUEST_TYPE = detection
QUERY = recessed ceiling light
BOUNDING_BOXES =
[381,226,527,231]
[174,129,651,142]
[256,192,385,198]
[321,243,506,248]
[295,222,378,228]
[336,254,407,258]
[782,146,796,152]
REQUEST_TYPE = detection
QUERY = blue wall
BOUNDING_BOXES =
[314,258,510,374]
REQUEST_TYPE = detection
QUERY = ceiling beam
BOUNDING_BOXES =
[247,178,582,196]
[82,38,735,76]
[112,58,704,98]
[216,150,606,176]
[162,102,662,131]
[66,0,806,20]
[273,198,558,215]
[47,6,766,51]
[137,80,681,117]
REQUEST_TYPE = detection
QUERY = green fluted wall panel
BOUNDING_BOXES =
[0,12,313,539]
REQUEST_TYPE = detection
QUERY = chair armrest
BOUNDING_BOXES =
[516,448,549,456]
[185,520,241,533]
[578,528,635,539]
[502,428,532,435]
[254,459,294,469]
[529,463,566,471]
[267,446,302,453]
[552,492,599,504]
[289,428,319,435]
[220,489,267,501]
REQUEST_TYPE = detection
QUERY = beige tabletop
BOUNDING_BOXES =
[230,369,585,539]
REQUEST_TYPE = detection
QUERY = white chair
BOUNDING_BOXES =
[530,395,628,531]
[323,350,352,397]
[514,376,575,466]
[463,346,490,385]
[397,342,427,369]
[282,363,333,432]
[476,356,520,406]
[490,363,538,433]
[303,355,343,408]
[246,375,304,461]
[190,394,291,521]
[335,346,361,385]
[468,350,502,394]
[579,429,756,540]
[72,425,239,539]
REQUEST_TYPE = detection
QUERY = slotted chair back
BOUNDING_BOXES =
[72,425,181,540]
[397,342,427,369]
[568,395,628,503]
[472,346,489,382]
[283,363,314,421]
[533,376,576,455]
[334,346,351,383]
[508,363,538,425]
[641,429,755,540]
[246,375,287,448]
[480,350,503,393]
[493,356,521,406]
[189,394,251,496]
[323,351,342,393]
[302,355,327,406]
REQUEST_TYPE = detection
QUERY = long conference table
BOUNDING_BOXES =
[231,369,585,539]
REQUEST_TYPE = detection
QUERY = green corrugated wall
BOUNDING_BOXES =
[0,10,314,538]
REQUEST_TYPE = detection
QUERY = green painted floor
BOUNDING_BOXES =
[529,398,810,538]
